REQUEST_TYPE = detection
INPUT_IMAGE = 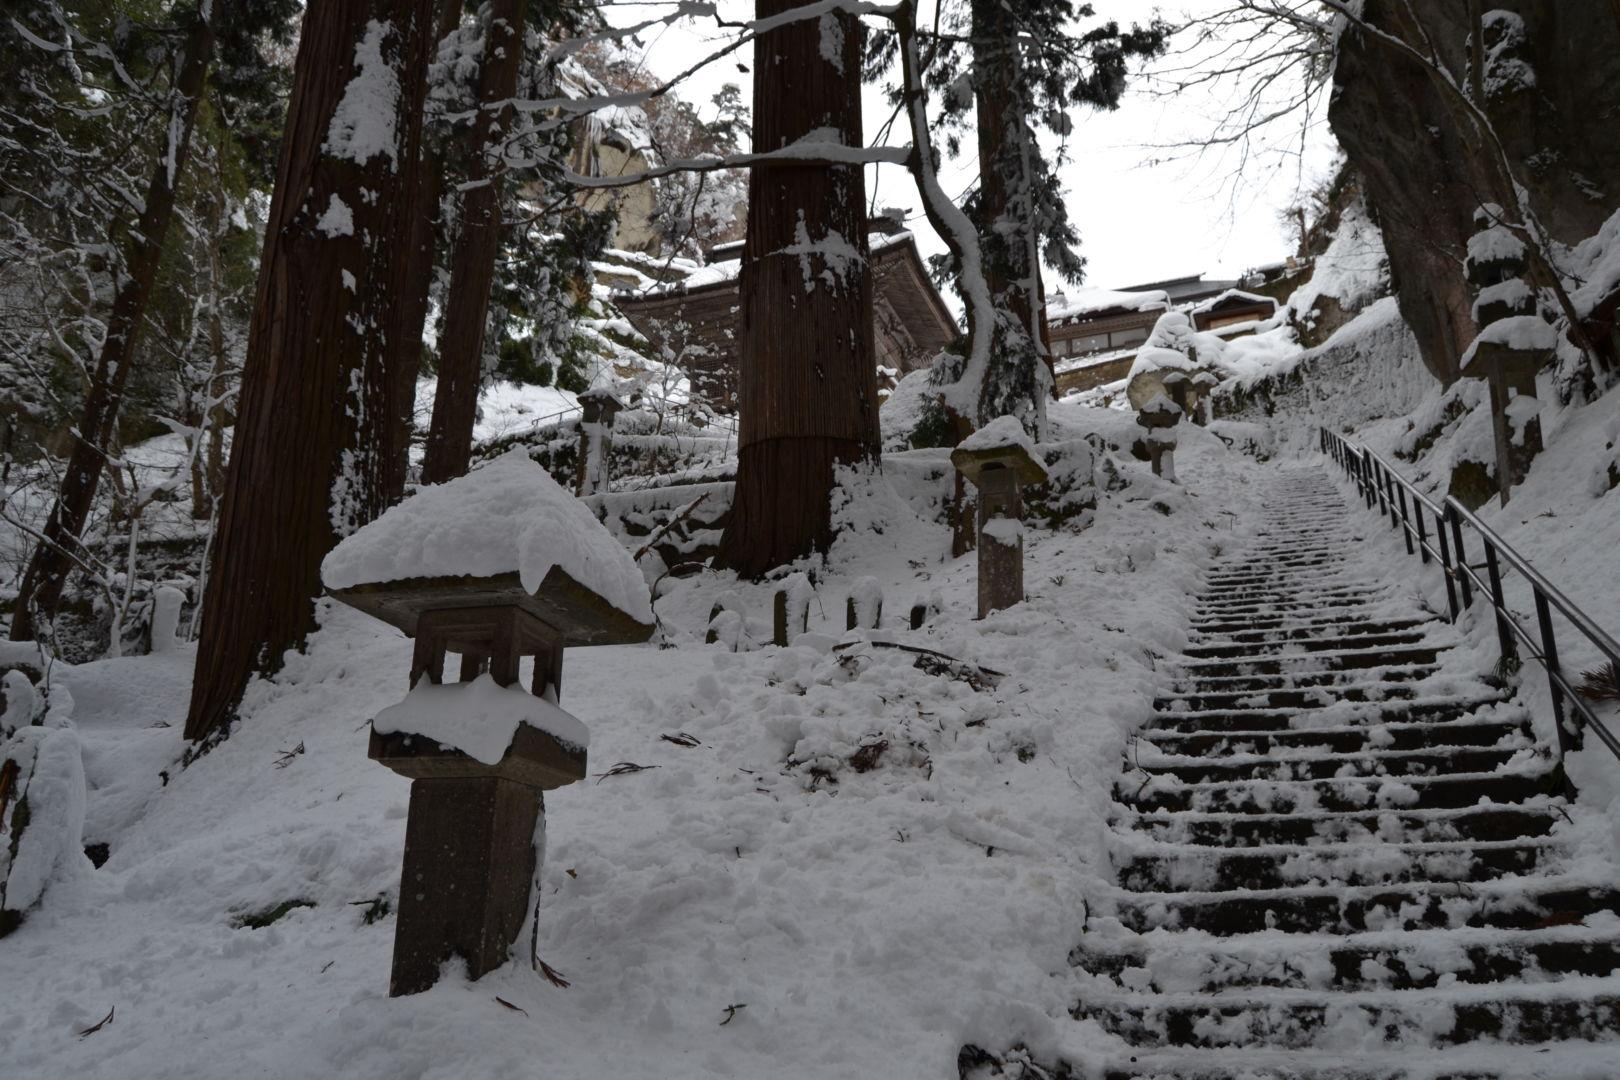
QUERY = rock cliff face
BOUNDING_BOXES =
[1329,1,1620,385]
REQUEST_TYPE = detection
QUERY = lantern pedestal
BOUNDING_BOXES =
[388,772,542,996]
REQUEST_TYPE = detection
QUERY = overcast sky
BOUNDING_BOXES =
[605,1,1338,293]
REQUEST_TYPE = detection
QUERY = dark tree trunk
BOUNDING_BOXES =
[184,0,441,742]
[970,0,1051,429]
[719,0,879,578]
[8,9,215,642]
[420,0,527,486]
[384,0,464,500]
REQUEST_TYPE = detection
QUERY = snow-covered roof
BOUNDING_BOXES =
[1047,287,1169,321]
[1190,288,1278,315]
[627,230,915,297]
[322,448,653,624]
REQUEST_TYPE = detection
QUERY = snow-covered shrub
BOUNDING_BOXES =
[1024,440,1098,531]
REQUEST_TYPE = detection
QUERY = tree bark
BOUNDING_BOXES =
[385,0,464,500]
[970,0,1051,431]
[8,8,215,642]
[718,0,879,578]
[184,0,441,742]
[420,0,527,485]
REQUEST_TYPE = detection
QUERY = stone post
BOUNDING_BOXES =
[575,388,624,496]
[951,421,1049,619]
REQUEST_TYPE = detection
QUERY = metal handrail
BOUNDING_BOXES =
[1320,426,1620,766]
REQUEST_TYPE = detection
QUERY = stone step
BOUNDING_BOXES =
[1182,631,1433,660]
[1113,836,1563,892]
[1111,877,1620,937]
[1165,662,1441,693]
[1202,568,1358,589]
[1075,980,1620,1050]
[1126,803,1565,849]
[1154,682,1427,712]
[1197,585,1391,607]
[1191,596,1385,620]
[1204,562,1349,582]
[1138,717,1529,757]
[1142,699,1507,734]
[1170,643,1445,676]
[1123,763,1557,815]
[1131,745,1531,787]
[1073,925,1620,996]
[1189,614,1405,635]
[1188,619,1431,645]
[1095,1041,1620,1079]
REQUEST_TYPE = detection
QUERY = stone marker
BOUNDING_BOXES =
[846,576,883,630]
[772,573,812,646]
[329,565,652,996]
[951,418,1049,619]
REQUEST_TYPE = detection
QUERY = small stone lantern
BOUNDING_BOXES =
[575,386,625,496]
[1136,393,1183,481]
[323,451,654,996]
[1190,372,1218,426]
[951,416,1049,618]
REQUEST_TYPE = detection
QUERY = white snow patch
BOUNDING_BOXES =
[372,673,589,763]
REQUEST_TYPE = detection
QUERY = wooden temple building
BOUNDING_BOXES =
[611,214,959,412]
[1047,275,1279,395]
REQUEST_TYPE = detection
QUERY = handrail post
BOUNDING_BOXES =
[1533,588,1578,759]
[1448,507,1474,609]
[1434,514,1460,620]
[1395,485,1415,555]
[1483,538,1518,664]
[1413,501,1431,565]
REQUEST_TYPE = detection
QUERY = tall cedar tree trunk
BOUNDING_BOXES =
[970,0,1052,430]
[420,0,528,485]
[8,9,215,642]
[184,0,441,742]
[384,0,465,501]
[718,0,879,577]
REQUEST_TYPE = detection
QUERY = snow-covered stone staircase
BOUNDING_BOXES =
[1073,468,1620,1079]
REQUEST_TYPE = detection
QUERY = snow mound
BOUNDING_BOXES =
[372,673,590,763]
[322,448,653,624]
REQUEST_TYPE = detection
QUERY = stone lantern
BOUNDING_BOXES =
[1190,372,1219,426]
[575,386,625,496]
[323,450,654,996]
[1136,393,1183,481]
[951,416,1049,618]
[1461,205,1549,506]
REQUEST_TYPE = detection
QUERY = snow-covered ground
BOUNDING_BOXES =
[1,404,1282,1079]
[3,347,1617,1079]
